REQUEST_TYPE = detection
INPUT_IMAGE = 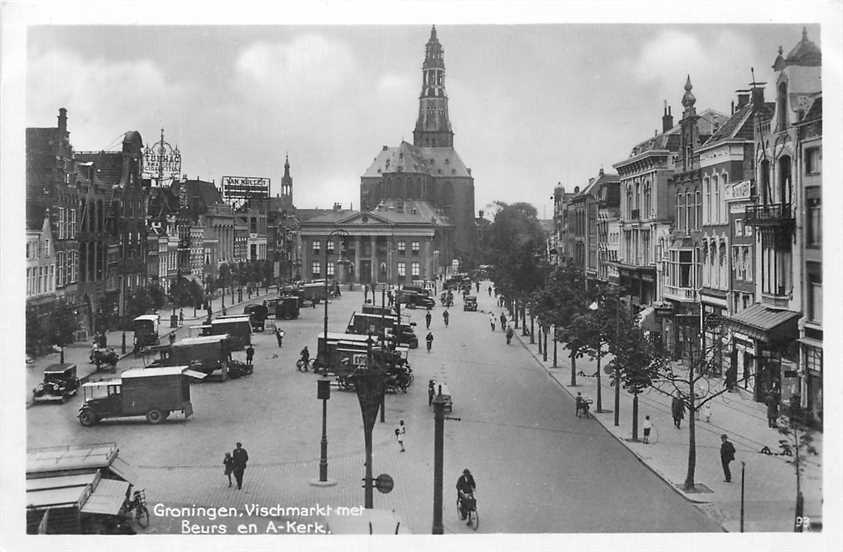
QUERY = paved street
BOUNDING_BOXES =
[27,285,719,534]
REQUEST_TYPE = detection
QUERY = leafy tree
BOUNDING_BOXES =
[148,281,166,309]
[487,202,548,323]
[188,280,205,307]
[126,287,152,318]
[45,300,79,351]
[26,305,46,355]
[775,401,818,532]
[169,276,194,308]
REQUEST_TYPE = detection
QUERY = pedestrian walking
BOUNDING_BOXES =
[500,312,507,329]
[245,344,255,366]
[442,309,449,328]
[505,324,514,345]
[275,327,284,348]
[475,281,480,293]
[489,312,496,332]
[387,290,394,307]
[169,332,176,346]
[701,402,712,423]
[425,310,432,330]
[426,331,434,353]
[488,285,492,297]
[222,305,227,316]
[642,416,652,444]
[720,434,736,482]
[671,396,685,429]
[231,442,249,490]
[179,308,184,325]
[766,394,779,428]
[395,420,406,452]
[223,452,234,487]
[364,284,369,303]
[428,379,435,406]
[299,346,310,371]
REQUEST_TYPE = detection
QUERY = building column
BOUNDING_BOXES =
[386,236,394,283]
[354,236,362,283]
[370,236,378,284]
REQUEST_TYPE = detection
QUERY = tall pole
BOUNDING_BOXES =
[596,337,603,412]
[380,286,386,423]
[740,461,746,532]
[323,236,329,364]
[320,395,328,480]
[432,396,445,534]
[614,297,621,426]
[553,326,557,367]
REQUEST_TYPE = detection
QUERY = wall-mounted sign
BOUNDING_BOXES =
[221,176,271,200]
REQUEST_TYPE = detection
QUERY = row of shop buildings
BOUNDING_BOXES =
[551,29,822,427]
[25,110,301,341]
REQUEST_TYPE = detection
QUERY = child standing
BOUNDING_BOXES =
[642,416,652,444]
[223,452,234,487]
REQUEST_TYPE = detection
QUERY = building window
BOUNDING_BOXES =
[695,191,701,229]
[686,192,693,231]
[411,262,420,276]
[676,191,684,230]
[777,81,788,131]
[805,147,821,175]
[311,261,321,277]
[327,240,334,253]
[809,277,822,323]
[397,262,406,277]
[744,247,752,281]
[735,219,743,237]
[713,179,721,224]
[397,241,406,254]
[411,241,420,255]
[327,262,335,276]
[312,240,321,253]
[806,197,821,247]
[704,178,711,224]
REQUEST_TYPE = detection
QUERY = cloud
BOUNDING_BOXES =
[27,50,190,150]
[623,28,757,108]
[234,34,356,103]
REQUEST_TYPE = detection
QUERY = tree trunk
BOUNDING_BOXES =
[521,305,528,336]
[595,352,602,412]
[552,330,557,367]
[794,429,803,532]
[537,327,542,354]
[514,299,519,329]
[632,393,639,441]
[530,313,535,344]
[570,353,577,386]
[543,327,548,362]
[683,352,697,491]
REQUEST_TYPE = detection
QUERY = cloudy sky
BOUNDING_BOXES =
[26,23,816,218]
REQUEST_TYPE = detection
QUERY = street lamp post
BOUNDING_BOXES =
[614,296,621,427]
[432,394,445,534]
[322,230,349,364]
[352,356,385,510]
[589,301,603,413]
[310,377,337,487]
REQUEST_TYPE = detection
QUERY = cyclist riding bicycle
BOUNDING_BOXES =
[456,468,477,523]
[298,346,310,372]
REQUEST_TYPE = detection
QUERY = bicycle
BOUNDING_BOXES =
[457,492,479,531]
[122,487,150,529]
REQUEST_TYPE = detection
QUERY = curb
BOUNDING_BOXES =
[510,329,720,511]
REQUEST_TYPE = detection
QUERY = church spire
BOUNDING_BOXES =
[413,25,454,148]
[281,153,292,199]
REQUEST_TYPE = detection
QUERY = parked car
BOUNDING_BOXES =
[243,303,269,331]
[77,366,207,426]
[32,363,80,403]
[269,296,301,319]
[206,316,252,350]
[397,289,435,309]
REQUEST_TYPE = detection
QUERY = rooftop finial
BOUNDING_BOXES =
[802,26,808,41]
[431,25,437,40]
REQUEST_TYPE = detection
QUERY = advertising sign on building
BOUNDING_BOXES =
[221,176,271,201]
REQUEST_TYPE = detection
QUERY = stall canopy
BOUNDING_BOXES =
[725,303,799,344]
[80,478,130,515]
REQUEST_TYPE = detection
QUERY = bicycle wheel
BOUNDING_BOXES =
[135,505,150,528]
[470,509,479,531]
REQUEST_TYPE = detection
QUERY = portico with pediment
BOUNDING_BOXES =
[298,201,453,285]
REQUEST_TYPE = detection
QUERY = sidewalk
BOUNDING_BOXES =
[483,288,822,533]
[25,287,278,408]
[521,329,821,532]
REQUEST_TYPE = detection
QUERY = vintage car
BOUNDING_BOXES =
[132,315,160,352]
[77,366,206,426]
[269,296,301,320]
[397,289,435,309]
[90,347,119,371]
[150,334,251,381]
[32,363,80,403]
[243,303,269,332]
[463,295,478,311]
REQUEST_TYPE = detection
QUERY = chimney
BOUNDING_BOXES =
[58,107,67,133]
[598,168,604,177]
[735,89,751,109]
[731,100,735,115]
[662,102,673,132]
[750,84,765,106]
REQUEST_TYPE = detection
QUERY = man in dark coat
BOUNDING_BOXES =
[720,434,736,482]
[245,344,255,366]
[671,396,685,429]
[766,394,780,428]
[425,310,432,330]
[231,442,249,490]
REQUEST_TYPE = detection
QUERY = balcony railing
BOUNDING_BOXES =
[745,202,794,228]
[663,284,697,302]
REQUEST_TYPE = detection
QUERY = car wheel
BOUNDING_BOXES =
[146,409,164,424]
[79,409,96,426]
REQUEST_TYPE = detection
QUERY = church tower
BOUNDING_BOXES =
[413,26,454,147]
[280,154,293,200]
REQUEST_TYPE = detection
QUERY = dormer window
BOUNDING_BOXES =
[777,81,788,131]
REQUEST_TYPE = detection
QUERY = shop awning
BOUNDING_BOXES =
[80,478,130,515]
[724,304,799,343]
